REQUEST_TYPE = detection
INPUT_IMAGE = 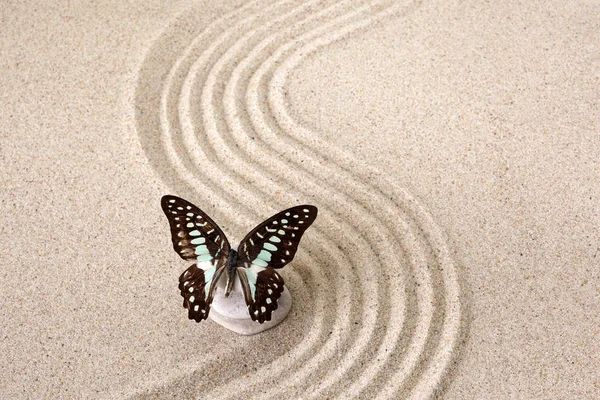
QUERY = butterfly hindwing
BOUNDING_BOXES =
[236,205,318,323]
[238,266,284,323]
[179,263,225,321]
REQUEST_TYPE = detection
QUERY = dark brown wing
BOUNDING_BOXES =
[161,195,230,263]
[161,195,230,322]
[236,205,317,323]
[238,266,284,323]
[237,205,317,269]
[179,264,225,322]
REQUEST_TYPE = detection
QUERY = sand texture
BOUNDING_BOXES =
[1,0,599,398]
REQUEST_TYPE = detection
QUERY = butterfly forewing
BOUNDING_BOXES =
[237,205,318,269]
[236,205,318,323]
[161,195,230,263]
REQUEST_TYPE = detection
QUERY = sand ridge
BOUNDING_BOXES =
[134,0,462,398]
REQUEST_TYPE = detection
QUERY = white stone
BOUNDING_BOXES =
[209,274,292,335]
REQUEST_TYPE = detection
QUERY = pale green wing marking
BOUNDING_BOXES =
[197,254,213,262]
[252,258,268,267]
[203,265,216,297]
[256,250,272,262]
[245,267,258,300]
[264,243,277,251]
[194,245,210,255]
[191,237,205,245]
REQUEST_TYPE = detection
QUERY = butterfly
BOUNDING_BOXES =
[161,195,318,324]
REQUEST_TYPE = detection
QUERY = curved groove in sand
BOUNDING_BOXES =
[156,0,336,386]
[223,4,417,398]
[184,2,386,398]
[163,2,358,396]
[133,0,462,398]
[264,2,462,397]
[241,3,420,397]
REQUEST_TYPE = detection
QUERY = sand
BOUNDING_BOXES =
[0,0,598,398]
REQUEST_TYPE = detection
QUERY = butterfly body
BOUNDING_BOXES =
[161,195,317,324]
[224,249,239,297]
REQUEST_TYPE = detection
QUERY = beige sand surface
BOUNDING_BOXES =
[1,0,598,398]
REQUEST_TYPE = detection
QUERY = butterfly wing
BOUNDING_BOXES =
[161,195,230,321]
[178,263,225,322]
[236,205,318,323]
[161,195,230,262]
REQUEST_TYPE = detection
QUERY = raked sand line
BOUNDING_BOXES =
[139,1,446,398]
[178,0,358,388]
[264,2,462,396]
[133,0,462,398]
[180,2,382,397]
[183,1,404,397]
[135,1,359,397]
[180,1,404,397]
[259,1,462,397]
[199,0,452,396]
[213,2,415,398]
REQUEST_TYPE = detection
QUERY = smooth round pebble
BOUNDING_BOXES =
[210,275,292,335]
